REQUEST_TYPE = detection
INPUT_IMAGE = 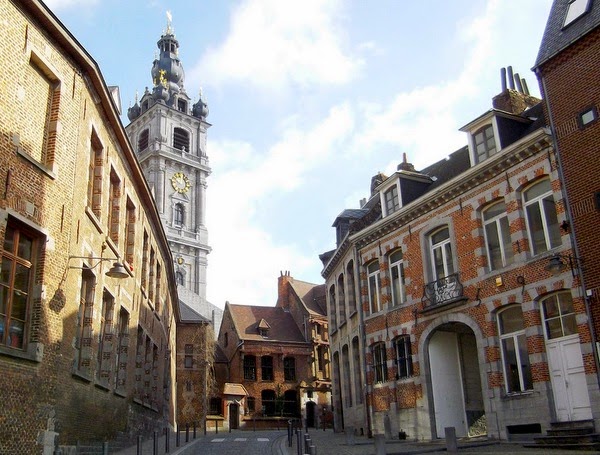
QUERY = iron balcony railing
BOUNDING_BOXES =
[422,273,466,308]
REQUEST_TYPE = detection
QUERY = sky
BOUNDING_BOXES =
[45,0,554,309]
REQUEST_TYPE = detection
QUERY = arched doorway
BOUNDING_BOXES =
[306,401,316,427]
[229,403,239,430]
[428,323,485,438]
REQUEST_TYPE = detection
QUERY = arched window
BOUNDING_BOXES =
[174,203,184,227]
[429,227,454,279]
[173,127,190,151]
[393,335,413,379]
[337,274,346,325]
[389,249,406,306]
[243,355,256,381]
[483,200,513,270]
[372,342,387,383]
[346,261,356,314]
[137,129,149,152]
[523,178,561,255]
[498,305,532,393]
[367,260,381,314]
[329,284,337,331]
[541,292,577,339]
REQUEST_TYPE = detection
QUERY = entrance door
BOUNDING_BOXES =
[306,401,315,427]
[229,403,239,429]
[546,335,592,421]
[542,292,592,422]
[429,331,467,438]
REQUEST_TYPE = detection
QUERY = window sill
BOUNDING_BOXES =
[85,207,104,234]
[0,342,43,363]
[72,369,92,383]
[114,388,127,398]
[95,380,111,392]
[501,390,536,399]
[16,147,57,180]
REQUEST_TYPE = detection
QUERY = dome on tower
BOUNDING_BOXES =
[150,17,185,105]
[192,88,209,119]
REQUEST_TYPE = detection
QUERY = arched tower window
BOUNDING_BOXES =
[175,271,184,286]
[173,127,190,151]
[174,203,184,227]
[138,129,149,152]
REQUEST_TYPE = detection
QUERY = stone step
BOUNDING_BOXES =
[524,441,600,451]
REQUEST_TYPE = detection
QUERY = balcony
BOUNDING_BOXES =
[422,273,467,309]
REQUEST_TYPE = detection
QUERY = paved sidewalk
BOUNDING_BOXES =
[274,428,600,455]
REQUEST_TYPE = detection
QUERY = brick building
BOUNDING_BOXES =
[0,1,179,453]
[321,71,600,441]
[533,0,600,356]
[215,273,331,430]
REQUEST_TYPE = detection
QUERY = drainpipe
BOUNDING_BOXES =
[537,70,600,386]
[354,244,373,438]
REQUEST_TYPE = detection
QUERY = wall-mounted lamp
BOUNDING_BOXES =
[545,254,580,278]
[68,255,130,279]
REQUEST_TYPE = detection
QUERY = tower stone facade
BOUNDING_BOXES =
[126,18,222,332]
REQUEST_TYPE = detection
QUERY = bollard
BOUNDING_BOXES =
[204,419,207,435]
[309,444,317,455]
[374,434,386,455]
[193,422,197,439]
[176,426,180,448]
[153,431,158,455]
[165,427,170,453]
[345,426,355,446]
[296,427,302,455]
[216,420,219,434]
[444,427,458,453]
[102,442,108,455]
[137,435,142,455]
[186,424,189,443]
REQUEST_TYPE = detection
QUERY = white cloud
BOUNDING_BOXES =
[192,0,363,92]
[44,0,98,10]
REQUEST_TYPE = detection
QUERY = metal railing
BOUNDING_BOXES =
[422,273,465,308]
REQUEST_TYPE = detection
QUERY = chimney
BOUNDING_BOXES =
[277,270,292,309]
[492,66,541,114]
[397,152,416,172]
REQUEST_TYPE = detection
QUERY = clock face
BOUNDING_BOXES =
[171,172,191,194]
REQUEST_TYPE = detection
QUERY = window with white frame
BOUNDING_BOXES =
[498,306,532,393]
[474,125,497,163]
[523,178,561,255]
[430,227,455,280]
[541,292,577,340]
[483,201,514,270]
[394,336,413,379]
[389,249,406,306]
[372,342,387,383]
[384,184,400,216]
[367,260,381,314]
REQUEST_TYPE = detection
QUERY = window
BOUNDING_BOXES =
[261,355,273,381]
[175,271,184,286]
[579,107,598,128]
[261,390,276,416]
[184,344,193,368]
[108,168,121,245]
[174,203,184,227]
[283,390,298,416]
[244,355,256,380]
[352,337,363,404]
[347,261,356,314]
[209,397,222,415]
[138,129,149,152]
[247,396,255,412]
[564,0,591,27]
[284,357,296,381]
[384,185,400,215]
[75,269,95,374]
[541,292,577,340]
[155,262,161,314]
[97,290,115,383]
[394,336,413,379]
[141,231,149,289]
[186,381,192,392]
[317,345,325,373]
[124,198,136,266]
[21,52,60,167]
[342,344,352,407]
[430,227,455,279]
[87,130,104,219]
[372,343,387,383]
[329,285,337,330]
[177,99,187,113]
[148,247,155,302]
[389,250,406,306]
[367,261,381,314]
[114,308,130,390]
[173,127,190,151]
[483,201,513,270]
[523,179,561,255]
[498,306,532,393]
[0,223,37,350]
[474,125,496,163]
[224,332,228,347]
[337,274,346,325]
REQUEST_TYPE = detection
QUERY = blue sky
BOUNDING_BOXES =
[45,0,553,309]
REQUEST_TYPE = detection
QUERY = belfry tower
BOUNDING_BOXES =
[126,16,221,329]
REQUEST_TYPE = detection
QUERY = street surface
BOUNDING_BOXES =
[186,430,286,455]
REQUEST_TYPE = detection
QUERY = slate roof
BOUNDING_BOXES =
[227,304,306,343]
[178,299,210,323]
[288,279,327,316]
[534,0,600,68]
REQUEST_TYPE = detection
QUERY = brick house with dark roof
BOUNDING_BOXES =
[321,69,600,442]
[533,0,600,388]
[215,273,331,430]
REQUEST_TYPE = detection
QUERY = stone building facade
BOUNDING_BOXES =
[0,1,179,453]
[321,73,600,441]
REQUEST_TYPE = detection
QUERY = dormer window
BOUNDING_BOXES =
[564,0,591,28]
[474,125,497,163]
[257,318,270,337]
[384,185,400,215]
